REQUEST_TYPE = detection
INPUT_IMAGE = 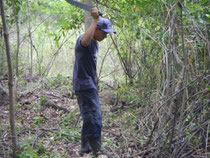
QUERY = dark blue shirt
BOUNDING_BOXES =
[73,35,99,91]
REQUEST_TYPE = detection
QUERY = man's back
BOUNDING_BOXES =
[73,35,99,91]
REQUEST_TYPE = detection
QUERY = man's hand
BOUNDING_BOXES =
[91,8,99,20]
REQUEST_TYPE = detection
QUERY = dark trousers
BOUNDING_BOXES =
[76,88,102,139]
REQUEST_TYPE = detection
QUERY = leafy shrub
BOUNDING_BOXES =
[117,84,140,104]
[48,74,71,88]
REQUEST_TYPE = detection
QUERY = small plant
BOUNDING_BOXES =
[61,111,78,127]
[48,74,71,88]
[32,117,44,125]
[40,96,48,106]
[102,137,119,149]
[58,128,80,142]
[19,142,39,158]
[30,103,38,107]
[117,84,140,105]
[18,141,58,158]
[37,145,46,155]
[16,103,22,111]
[19,78,27,88]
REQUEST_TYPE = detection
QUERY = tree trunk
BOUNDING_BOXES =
[27,2,33,76]
[84,0,92,30]
[0,0,17,157]
[33,45,42,76]
[28,18,33,76]
[12,0,20,104]
[12,0,20,77]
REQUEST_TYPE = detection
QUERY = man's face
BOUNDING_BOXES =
[94,28,107,42]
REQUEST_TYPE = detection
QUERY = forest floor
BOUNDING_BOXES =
[1,76,208,158]
[0,77,130,158]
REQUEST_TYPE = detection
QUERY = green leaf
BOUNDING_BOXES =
[56,40,59,48]
[205,14,210,18]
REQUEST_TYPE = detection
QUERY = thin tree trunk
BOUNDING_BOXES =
[28,19,33,76]
[33,45,42,76]
[85,0,92,30]
[157,6,177,155]
[27,2,33,76]
[98,43,112,79]
[110,35,130,80]
[177,4,189,156]
[12,0,20,77]
[43,37,69,76]
[205,25,210,61]
[0,0,17,157]
[166,10,176,153]
[12,0,20,104]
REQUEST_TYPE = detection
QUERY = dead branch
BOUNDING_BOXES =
[42,100,70,113]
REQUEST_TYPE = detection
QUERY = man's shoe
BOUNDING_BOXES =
[79,147,92,156]
[79,135,92,156]
[88,138,111,158]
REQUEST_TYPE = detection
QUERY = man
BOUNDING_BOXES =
[72,8,116,157]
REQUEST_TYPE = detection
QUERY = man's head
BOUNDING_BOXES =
[94,18,116,42]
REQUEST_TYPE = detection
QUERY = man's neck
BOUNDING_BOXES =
[93,38,98,42]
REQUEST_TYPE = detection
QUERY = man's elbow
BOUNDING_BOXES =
[81,41,89,47]
[81,38,90,47]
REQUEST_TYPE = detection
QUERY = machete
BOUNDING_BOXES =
[65,0,103,16]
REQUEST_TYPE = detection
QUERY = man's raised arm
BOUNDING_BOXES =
[81,8,99,47]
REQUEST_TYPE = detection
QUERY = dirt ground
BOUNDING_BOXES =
[0,79,122,158]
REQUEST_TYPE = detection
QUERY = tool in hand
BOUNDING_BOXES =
[65,0,103,16]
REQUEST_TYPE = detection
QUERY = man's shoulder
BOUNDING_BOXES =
[76,35,97,51]
[76,34,87,50]
[76,35,83,45]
